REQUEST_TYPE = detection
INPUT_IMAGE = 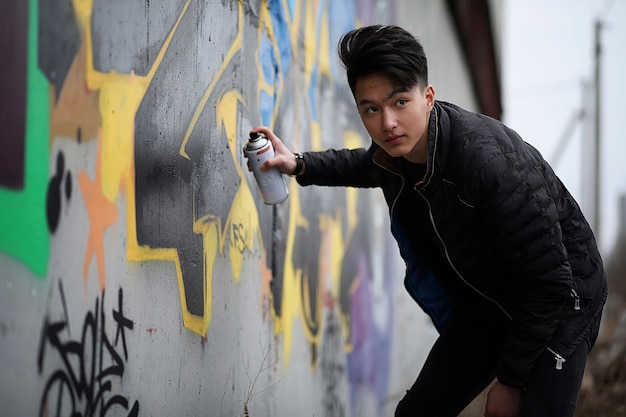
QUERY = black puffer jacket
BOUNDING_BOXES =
[297,101,607,388]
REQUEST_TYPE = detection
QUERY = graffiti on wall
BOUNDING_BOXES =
[0,0,27,190]
[132,0,257,333]
[2,0,399,411]
[37,281,138,417]
[0,0,50,276]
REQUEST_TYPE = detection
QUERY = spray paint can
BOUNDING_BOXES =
[245,132,289,205]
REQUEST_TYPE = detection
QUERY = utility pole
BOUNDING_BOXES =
[592,20,603,239]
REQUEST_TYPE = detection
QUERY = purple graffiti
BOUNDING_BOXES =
[346,252,393,417]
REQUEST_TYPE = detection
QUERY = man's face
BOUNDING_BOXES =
[354,72,434,164]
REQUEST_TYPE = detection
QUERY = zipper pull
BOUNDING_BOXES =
[571,289,581,311]
[554,354,565,370]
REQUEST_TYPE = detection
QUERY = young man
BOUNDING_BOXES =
[248,25,607,417]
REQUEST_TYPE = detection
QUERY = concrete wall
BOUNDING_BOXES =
[0,1,480,416]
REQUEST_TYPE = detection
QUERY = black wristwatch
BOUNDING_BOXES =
[291,152,304,176]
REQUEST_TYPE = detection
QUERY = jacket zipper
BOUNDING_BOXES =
[419,107,510,318]
[571,288,581,310]
[543,289,583,370]
[383,107,439,223]
[383,165,446,327]
[546,347,566,370]
[417,191,512,320]
[543,291,581,370]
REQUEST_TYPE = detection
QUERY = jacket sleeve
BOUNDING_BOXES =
[473,148,572,388]
[296,146,380,188]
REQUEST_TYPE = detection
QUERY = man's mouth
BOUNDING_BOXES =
[385,135,403,145]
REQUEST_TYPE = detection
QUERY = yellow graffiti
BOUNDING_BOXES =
[319,210,344,334]
[337,130,363,352]
[179,4,244,160]
[72,0,264,337]
[343,130,363,238]
[317,10,332,80]
[72,0,224,336]
[182,4,258,336]
[215,89,264,282]
[298,129,365,358]
[77,0,191,202]
[310,121,322,151]
[96,72,147,202]
[265,0,346,366]
[73,0,154,288]
[64,0,368,359]
[252,0,306,366]
[71,0,191,292]
[275,176,309,366]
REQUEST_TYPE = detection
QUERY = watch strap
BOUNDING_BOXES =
[292,152,304,176]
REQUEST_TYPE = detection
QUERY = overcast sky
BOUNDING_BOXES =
[502,0,626,254]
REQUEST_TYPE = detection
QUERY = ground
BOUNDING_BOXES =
[576,341,626,416]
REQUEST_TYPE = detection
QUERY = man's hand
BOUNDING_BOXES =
[245,126,300,175]
[484,381,522,417]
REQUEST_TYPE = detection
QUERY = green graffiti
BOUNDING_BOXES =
[0,0,50,277]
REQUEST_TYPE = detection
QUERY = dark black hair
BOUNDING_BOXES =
[338,25,428,95]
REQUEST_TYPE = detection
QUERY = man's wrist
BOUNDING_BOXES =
[291,152,304,176]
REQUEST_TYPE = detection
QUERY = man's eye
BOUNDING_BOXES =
[396,99,408,106]
[365,107,378,114]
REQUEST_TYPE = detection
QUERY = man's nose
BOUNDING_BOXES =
[381,110,397,131]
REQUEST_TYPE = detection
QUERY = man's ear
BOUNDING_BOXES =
[425,85,435,110]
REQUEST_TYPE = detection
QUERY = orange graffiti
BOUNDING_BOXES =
[49,45,101,143]
[78,129,118,291]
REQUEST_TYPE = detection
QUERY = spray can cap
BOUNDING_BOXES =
[249,132,261,141]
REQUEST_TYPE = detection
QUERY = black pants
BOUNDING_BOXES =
[395,315,597,417]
